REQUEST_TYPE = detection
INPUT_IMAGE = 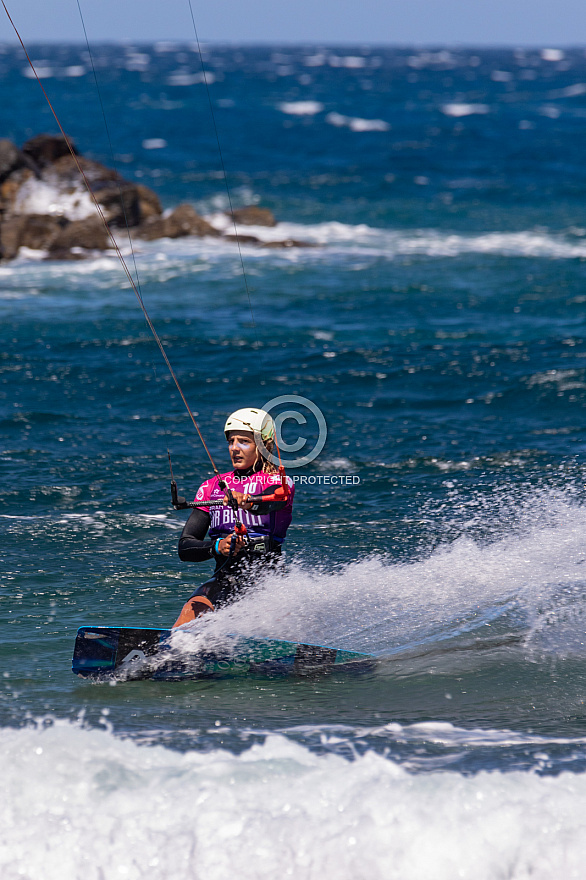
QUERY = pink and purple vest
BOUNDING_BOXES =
[194,471,294,543]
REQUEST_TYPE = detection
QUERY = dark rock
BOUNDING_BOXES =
[0,139,33,184]
[135,184,162,221]
[1,213,110,260]
[49,154,120,186]
[0,215,21,259]
[136,203,220,240]
[133,215,166,241]
[260,239,317,248]
[0,213,64,259]
[166,204,221,237]
[92,183,143,228]
[48,216,110,253]
[44,248,87,261]
[227,206,277,227]
[0,167,32,212]
[0,215,26,259]
[84,181,161,228]
[22,154,161,228]
[19,214,64,250]
[22,134,77,168]
[224,233,260,244]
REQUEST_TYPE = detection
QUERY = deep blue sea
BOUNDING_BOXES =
[3,41,586,877]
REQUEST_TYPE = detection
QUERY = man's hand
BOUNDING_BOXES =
[216,532,247,556]
[223,490,253,510]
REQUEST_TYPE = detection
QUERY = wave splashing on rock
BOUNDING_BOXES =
[0,134,309,261]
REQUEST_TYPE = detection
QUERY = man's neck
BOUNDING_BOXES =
[233,465,259,477]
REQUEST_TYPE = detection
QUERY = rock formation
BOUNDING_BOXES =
[0,133,312,260]
[136,203,220,241]
[0,134,167,259]
[226,206,277,227]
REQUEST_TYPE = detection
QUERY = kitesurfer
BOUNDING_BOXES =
[172,408,295,627]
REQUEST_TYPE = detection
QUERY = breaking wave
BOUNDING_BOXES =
[1,223,586,300]
[3,720,586,880]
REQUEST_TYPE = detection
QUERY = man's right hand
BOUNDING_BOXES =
[216,532,246,556]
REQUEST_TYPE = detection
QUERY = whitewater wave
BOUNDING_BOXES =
[278,100,325,115]
[2,720,586,880]
[174,491,586,661]
[325,112,390,131]
[203,217,586,258]
[1,222,585,296]
[8,487,586,663]
[441,103,490,117]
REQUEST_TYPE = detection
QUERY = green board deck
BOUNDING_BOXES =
[72,626,375,681]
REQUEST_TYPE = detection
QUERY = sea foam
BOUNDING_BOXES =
[176,490,586,659]
[2,223,586,295]
[13,177,95,222]
[2,720,586,880]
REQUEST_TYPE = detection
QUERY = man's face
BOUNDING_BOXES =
[227,430,257,470]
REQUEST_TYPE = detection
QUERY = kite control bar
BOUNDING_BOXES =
[168,457,289,559]
[170,483,284,510]
[169,454,289,511]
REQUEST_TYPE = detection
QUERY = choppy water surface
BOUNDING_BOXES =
[3,42,586,878]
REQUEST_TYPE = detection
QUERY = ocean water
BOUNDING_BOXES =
[3,41,586,877]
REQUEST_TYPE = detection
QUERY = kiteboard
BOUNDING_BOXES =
[72,626,374,681]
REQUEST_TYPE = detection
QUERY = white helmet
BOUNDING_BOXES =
[224,407,275,442]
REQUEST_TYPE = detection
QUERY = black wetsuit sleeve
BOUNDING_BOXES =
[178,507,214,562]
[247,485,288,515]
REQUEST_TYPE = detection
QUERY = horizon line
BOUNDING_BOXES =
[1,39,586,50]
